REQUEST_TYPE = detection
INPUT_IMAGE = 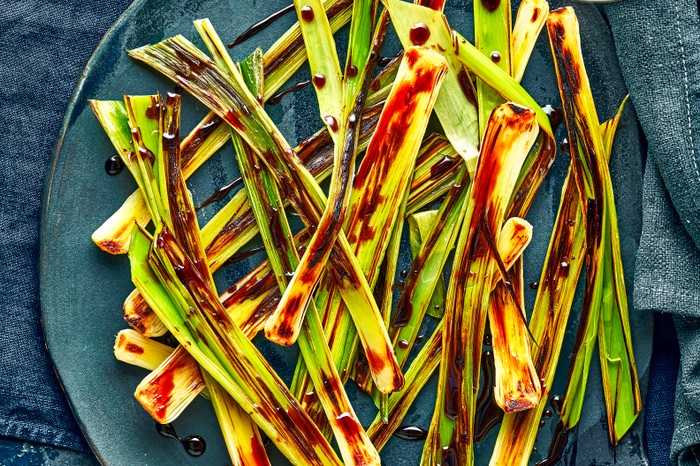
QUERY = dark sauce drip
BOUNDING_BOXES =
[300,6,315,22]
[138,146,156,165]
[346,64,358,78]
[543,104,565,132]
[105,155,124,175]
[155,422,207,457]
[145,97,161,120]
[228,4,295,48]
[196,178,244,211]
[490,51,501,63]
[529,281,539,290]
[543,409,553,419]
[409,22,431,46]
[457,68,478,107]
[442,439,458,466]
[324,115,338,132]
[394,425,428,440]
[430,155,459,180]
[372,259,389,310]
[224,245,266,266]
[444,353,461,420]
[267,80,311,105]
[304,390,318,405]
[560,260,570,277]
[398,339,410,350]
[378,56,394,67]
[536,421,569,466]
[550,395,563,414]
[481,0,501,12]
[312,73,326,89]
[559,138,570,154]
[475,350,503,442]
[355,347,369,381]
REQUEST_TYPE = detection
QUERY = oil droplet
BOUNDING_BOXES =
[481,0,501,12]
[560,261,570,277]
[346,64,358,78]
[550,395,563,414]
[105,155,124,175]
[559,138,570,154]
[324,115,338,132]
[409,22,431,46]
[312,73,326,89]
[543,105,565,132]
[182,435,206,456]
[300,6,314,22]
[394,425,428,440]
[490,51,501,63]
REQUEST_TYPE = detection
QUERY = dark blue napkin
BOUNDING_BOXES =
[0,0,133,452]
[603,1,700,464]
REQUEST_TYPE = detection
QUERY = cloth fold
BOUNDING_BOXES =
[0,0,133,452]
[604,1,700,465]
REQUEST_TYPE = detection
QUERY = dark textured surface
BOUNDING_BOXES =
[0,0,133,452]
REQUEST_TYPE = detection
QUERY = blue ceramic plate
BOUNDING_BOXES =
[41,1,651,464]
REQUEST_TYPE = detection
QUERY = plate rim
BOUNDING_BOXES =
[39,1,146,463]
[36,3,649,465]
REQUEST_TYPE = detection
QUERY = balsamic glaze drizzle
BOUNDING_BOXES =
[196,178,244,211]
[536,421,570,466]
[267,79,311,105]
[228,4,295,48]
[394,425,429,441]
[155,422,207,457]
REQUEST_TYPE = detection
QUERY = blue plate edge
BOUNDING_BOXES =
[38,1,147,463]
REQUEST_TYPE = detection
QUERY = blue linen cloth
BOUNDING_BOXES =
[603,1,700,464]
[0,0,133,451]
